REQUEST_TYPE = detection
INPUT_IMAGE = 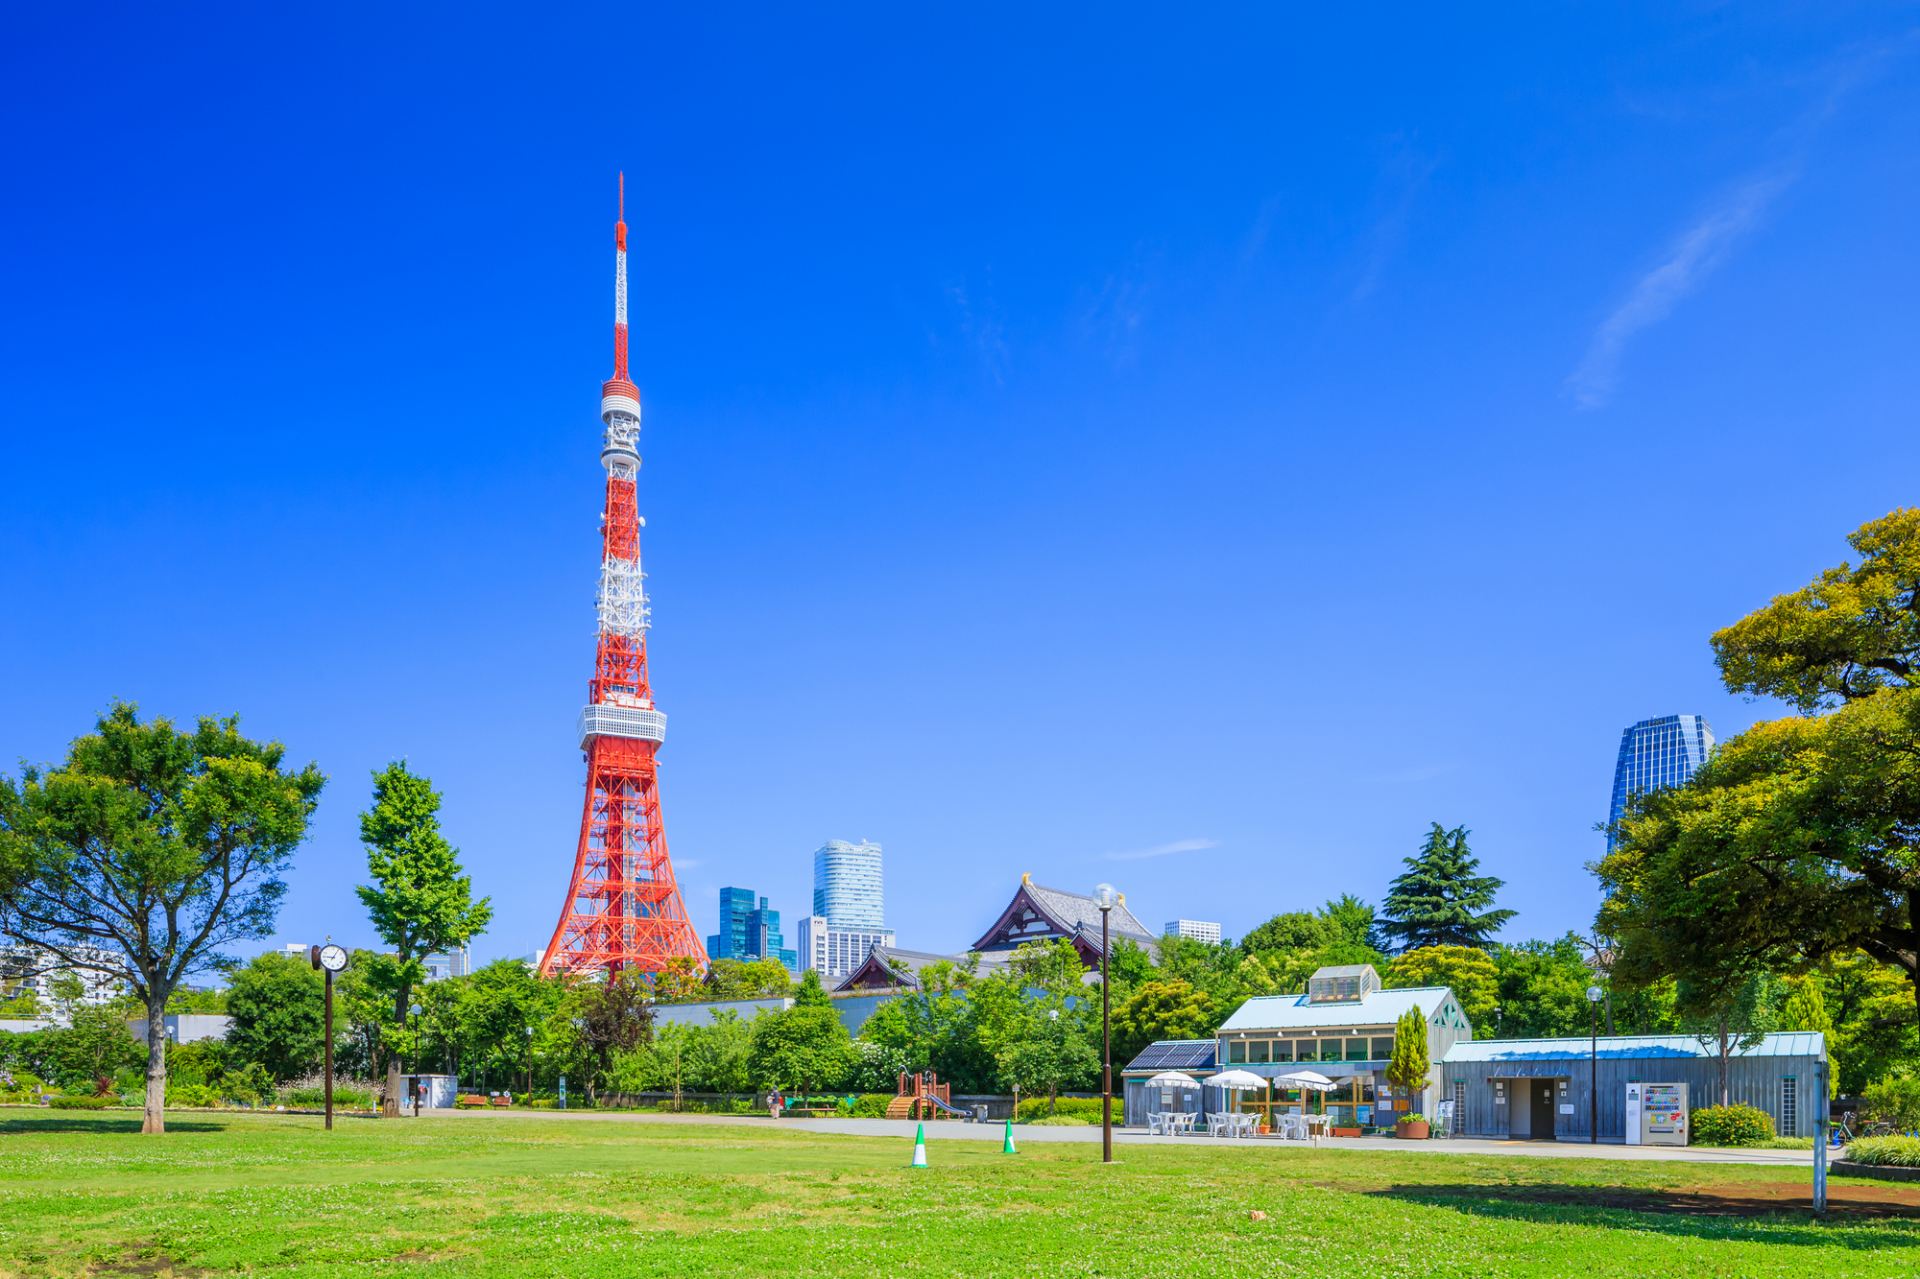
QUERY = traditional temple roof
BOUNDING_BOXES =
[833,945,1014,993]
[969,874,1159,963]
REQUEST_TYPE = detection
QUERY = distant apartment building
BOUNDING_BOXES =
[795,915,896,981]
[1608,714,1715,848]
[0,943,125,1012]
[813,840,884,929]
[708,887,799,972]
[1164,919,1222,945]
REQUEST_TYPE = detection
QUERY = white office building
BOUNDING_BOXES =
[423,946,473,982]
[813,840,885,929]
[1164,919,1223,945]
[796,915,896,981]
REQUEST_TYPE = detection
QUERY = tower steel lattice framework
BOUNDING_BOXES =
[539,177,707,978]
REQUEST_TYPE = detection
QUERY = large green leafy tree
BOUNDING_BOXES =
[1493,936,1598,1039]
[746,970,855,1094]
[225,951,326,1082]
[703,958,794,1001]
[1110,978,1216,1064]
[1385,945,1498,1032]
[570,970,654,1103]
[1599,509,1920,1037]
[0,704,323,1133]
[1379,824,1515,952]
[356,762,492,1116]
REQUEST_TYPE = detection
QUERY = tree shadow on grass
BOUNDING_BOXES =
[0,1116,228,1135]
[1365,1183,1920,1252]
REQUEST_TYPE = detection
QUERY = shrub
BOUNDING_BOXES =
[49,1095,115,1110]
[1397,1113,1428,1125]
[166,1082,221,1108]
[280,1084,376,1109]
[842,1093,894,1118]
[1028,1114,1095,1126]
[1844,1135,1920,1168]
[1690,1103,1776,1147]
[1015,1097,1123,1124]
[1860,1077,1920,1133]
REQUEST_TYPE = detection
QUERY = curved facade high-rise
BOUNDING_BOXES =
[1607,714,1714,848]
[812,840,885,929]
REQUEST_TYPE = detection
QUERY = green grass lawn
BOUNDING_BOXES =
[0,1111,1913,1278]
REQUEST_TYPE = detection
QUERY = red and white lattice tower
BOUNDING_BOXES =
[539,176,707,978]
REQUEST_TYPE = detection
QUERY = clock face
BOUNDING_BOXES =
[319,944,349,973]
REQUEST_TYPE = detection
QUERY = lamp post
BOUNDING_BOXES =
[1586,985,1604,1144]
[1094,882,1116,1165]
[524,1025,535,1099]
[409,1002,422,1117]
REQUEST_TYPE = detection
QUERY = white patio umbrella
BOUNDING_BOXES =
[1204,1069,1269,1091]
[1271,1069,1338,1093]
[1144,1071,1201,1089]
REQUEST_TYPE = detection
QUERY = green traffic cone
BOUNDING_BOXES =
[909,1122,928,1168]
[1002,1117,1018,1154]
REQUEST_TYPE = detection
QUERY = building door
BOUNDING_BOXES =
[1529,1078,1557,1140]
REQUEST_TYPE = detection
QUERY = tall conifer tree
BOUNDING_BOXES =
[1378,823,1515,952]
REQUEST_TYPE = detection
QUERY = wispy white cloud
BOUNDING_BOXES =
[1103,837,1219,863]
[944,281,1008,386]
[1566,168,1795,409]
[1352,139,1439,303]
[1568,35,1913,409]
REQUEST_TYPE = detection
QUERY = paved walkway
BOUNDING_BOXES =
[424,1107,1819,1166]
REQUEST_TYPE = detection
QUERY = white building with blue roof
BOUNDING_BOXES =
[1212,964,1473,1130]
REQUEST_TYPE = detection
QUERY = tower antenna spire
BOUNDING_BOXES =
[613,172,629,380]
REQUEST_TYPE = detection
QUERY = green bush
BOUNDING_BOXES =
[1015,1097,1123,1124]
[1844,1135,1920,1168]
[49,1095,115,1110]
[842,1093,894,1118]
[1690,1103,1776,1147]
[280,1084,376,1109]
[1028,1114,1096,1126]
[166,1082,221,1108]
[1860,1077,1920,1133]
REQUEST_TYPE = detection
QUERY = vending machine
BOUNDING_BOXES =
[1626,1081,1689,1146]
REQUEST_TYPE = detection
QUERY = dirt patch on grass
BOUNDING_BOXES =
[88,1247,205,1276]
[1373,1179,1920,1219]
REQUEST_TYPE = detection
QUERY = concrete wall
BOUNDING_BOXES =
[128,1014,231,1044]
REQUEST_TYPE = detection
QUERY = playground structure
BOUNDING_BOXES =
[887,1070,965,1121]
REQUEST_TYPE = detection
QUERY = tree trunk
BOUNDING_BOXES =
[142,993,168,1135]
[1728,1013,1743,1098]
[383,981,409,1118]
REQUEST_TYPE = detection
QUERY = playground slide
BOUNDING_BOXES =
[917,1093,970,1118]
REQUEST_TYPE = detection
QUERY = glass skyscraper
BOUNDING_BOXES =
[1608,714,1714,847]
[707,887,798,972]
[812,840,884,929]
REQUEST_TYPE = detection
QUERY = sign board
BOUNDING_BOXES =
[1624,1082,1643,1145]
[558,1075,567,1110]
[1558,1104,1574,1115]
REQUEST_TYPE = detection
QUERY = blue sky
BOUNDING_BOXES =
[3,5,1917,970]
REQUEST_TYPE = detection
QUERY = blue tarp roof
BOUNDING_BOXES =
[1441,1031,1826,1065]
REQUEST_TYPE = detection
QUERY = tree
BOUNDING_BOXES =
[1111,978,1216,1064]
[1241,912,1333,956]
[1776,974,1839,1083]
[1378,824,1515,952]
[0,704,324,1133]
[1006,938,1086,999]
[356,762,492,1116]
[1493,936,1598,1039]
[1319,895,1382,951]
[225,951,326,1081]
[571,971,654,1103]
[684,1011,753,1093]
[46,1003,142,1092]
[703,958,794,1001]
[651,956,706,1004]
[1386,945,1498,1032]
[747,971,855,1094]
[1818,951,1916,1095]
[1679,972,1775,1107]
[996,1006,1098,1110]
[1600,510,1920,1039]
[1385,1006,1430,1113]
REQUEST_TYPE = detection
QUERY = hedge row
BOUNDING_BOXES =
[1845,1136,1920,1168]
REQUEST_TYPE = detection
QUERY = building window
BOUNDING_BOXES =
[1226,1040,1247,1065]
[1249,1040,1270,1064]
[1370,1036,1394,1059]
[1782,1076,1797,1135]
[1345,1038,1370,1062]
[1272,1040,1294,1063]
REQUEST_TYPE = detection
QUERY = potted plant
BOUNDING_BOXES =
[1396,1112,1431,1140]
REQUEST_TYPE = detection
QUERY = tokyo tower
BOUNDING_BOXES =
[539,177,707,977]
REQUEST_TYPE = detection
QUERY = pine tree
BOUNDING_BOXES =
[1378,823,1515,953]
[1386,1006,1431,1116]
